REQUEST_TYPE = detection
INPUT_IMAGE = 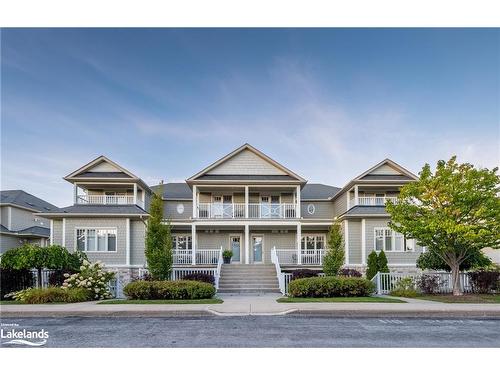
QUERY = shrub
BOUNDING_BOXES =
[288,276,375,298]
[389,277,419,298]
[468,268,500,294]
[338,268,362,278]
[377,250,390,273]
[123,280,216,300]
[182,272,215,285]
[6,287,91,304]
[291,269,322,280]
[1,268,34,300]
[222,250,233,259]
[366,251,379,280]
[62,260,115,300]
[323,222,344,276]
[416,249,492,271]
[416,274,442,294]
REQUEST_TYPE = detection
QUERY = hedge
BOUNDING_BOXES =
[288,276,375,298]
[123,280,216,300]
[8,287,92,304]
[182,272,215,285]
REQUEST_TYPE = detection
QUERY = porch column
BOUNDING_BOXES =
[296,223,302,265]
[133,183,138,205]
[74,183,78,204]
[361,218,366,265]
[191,224,196,265]
[346,190,350,210]
[192,185,197,218]
[344,220,350,265]
[245,186,249,218]
[126,218,131,266]
[245,224,250,264]
[354,185,359,206]
[296,186,301,218]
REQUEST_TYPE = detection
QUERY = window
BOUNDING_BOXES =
[76,228,117,252]
[374,227,414,252]
[301,235,325,251]
[173,235,192,250]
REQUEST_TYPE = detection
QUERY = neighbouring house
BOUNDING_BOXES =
[38,144,427,292]
[0,190,59,253]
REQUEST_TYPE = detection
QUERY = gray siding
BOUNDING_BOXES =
[10,207,48,231]
[164,201,192,221]
[0,207,9,229]
[130,220,146,266]
[0,234,21,253]
[301,201,334,220]
[206,149,287,176]
[332,191,348,217]
[347,219,362,264]
[52,219,63,245]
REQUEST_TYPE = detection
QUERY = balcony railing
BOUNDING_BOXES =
[196,203,297,219]
[274,248,325,265]
[173,248,222,265]
[77,194,144,208]
[350,196,398,207]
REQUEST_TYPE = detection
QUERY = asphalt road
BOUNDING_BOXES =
[1,316,499,347]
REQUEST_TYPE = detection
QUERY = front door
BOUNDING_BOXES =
[229,235,241,263]
[252,235,263,263]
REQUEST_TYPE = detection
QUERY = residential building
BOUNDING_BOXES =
[39,144,425,290]
[0,190,58,253]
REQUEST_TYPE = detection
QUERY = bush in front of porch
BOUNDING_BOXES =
[123,280,216,300]
[288,276,375,298]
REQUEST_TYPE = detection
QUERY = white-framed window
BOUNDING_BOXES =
[76,228,117,252]
[173,235,192,250]
[374,227,414,252]
[301,234,325,251]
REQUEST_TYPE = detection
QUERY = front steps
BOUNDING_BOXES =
[217,264,281,294]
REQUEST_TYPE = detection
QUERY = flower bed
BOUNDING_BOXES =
[288,276,374,298]
[123,280,216,300]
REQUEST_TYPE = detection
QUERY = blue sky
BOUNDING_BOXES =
[1,28,499,207]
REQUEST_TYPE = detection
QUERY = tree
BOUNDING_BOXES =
[323,221,345,276]
[366,251,379,280]
[416,249,492,271]
[145,188,173,280]
[386,156,500,295]
[0,244,86,287]
[377,250,390,273]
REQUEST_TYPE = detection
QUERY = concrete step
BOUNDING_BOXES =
[217,288,281,293]
[219,276,278,280]
[219,282,279,287]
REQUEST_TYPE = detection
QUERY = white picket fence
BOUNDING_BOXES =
[371,272,472,295]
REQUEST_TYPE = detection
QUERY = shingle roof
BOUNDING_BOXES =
[17,226,50,237]
[342,206,390,216]
[360,174,414,181]
[301,183,341,200]
[151,183,192,200]
[0,224,12,234]
[40,205,148,216]
[196,175,299,181]
[0,190,58,212]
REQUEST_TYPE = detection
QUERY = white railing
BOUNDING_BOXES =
[271,247,285,294]
[77,194,135,205]
[351,196,398,207]
[371,272,473,295]
[171,268,217,281]
[173,248,221,265]
[248,203,297,219]
[214,247,223,290]
[197,203,245,218]
[274,248,325,265]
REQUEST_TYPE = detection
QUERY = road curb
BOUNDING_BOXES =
[288,310,500,318]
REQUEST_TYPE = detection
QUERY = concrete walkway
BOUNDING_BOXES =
[2,294,500,318]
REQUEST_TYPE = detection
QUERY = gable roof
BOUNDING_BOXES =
[352,158,418,181]
[64,155,151,192]
[36,204,149,218]
[151,183,192,200]
[0,190,58,212]
[187,144,306,184]
[301,184,341,200]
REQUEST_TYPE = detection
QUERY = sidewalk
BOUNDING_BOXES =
[2,294,500,318]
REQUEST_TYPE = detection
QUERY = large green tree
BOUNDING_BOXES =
[323,221,345,276]
[145,188,173,280]
[386,156,500,295]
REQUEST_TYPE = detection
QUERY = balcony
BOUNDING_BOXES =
[274,248,325,265]
[77,194,144,208]
[173,248,222,265]
[350,196,398,207]
[196,203,297,219]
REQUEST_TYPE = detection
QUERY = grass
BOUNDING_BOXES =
[414,294,500,304]
[97,298,223,305]
[277,296,406,303]
[0,300,26,305]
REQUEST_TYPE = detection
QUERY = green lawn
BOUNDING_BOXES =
[0,300,26,305]
[277,296,405,303]
[414,294,500,304]
[98,298,223,305]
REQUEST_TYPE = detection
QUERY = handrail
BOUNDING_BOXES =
[214,246,223,290]
[271,246,285,295]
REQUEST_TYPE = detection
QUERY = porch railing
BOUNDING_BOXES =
[274,248,325,265]
[77,194,135,205]
[371,272,473,295]
[196,203,297,219]
[271,247,285,294]
[173,248,222,265]
[350,196,398,207]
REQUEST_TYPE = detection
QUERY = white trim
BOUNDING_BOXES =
[361,218,366,265]
[74,227,118,253]
[192,185,197,218]
[245,224,250,264]
[62,218,66,247]
[65,155,139,180]
[296,185,301,218]
[344,220,349,265]
[133,183,138,205]
[125,218,130,266]
[296,223,302,265]
[50,220,53,245]
[191,224,196,265]
[244,186,249,219]
[373,227,415,253]
[346,192,350,210]
[351,158,418,181]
